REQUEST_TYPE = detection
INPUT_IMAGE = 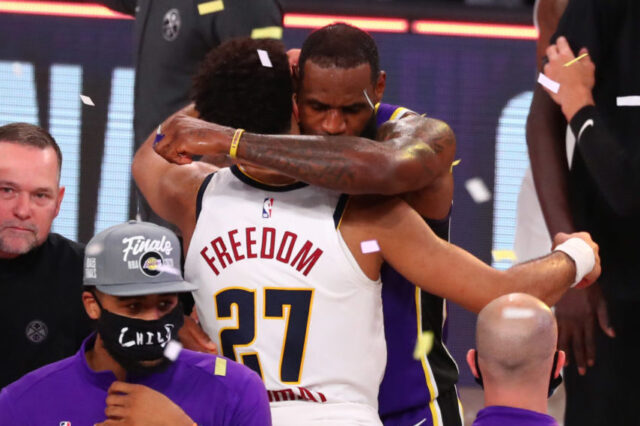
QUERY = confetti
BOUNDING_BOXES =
[251,26,283,40]
[163,340,183,361]
[413,420,427,426]
[363,89,375,110]
[502,307,535,319]
[153,124,164,147]
[617,96,640,107]
[214,357,227,376]
[413,331,434,360]
[563,52,589,67]
[449,159,461,173]
[360,239,380,254]
[197,0,224,15]
[537,73,559,94]
[12,62,22,77]
[492,249,517,262]
[465,178,491,203]
[257,49,273,68]
[80,95,95,106]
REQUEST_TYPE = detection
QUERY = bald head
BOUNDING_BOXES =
[476,293,557,380]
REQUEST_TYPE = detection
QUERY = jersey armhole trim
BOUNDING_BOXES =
[333,194,350,229]
[196,172,216,222]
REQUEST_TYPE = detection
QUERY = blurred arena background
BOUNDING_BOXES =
[0,0,559,422]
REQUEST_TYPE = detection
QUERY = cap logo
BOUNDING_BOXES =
[140,251,163,277]
[122,235,173,262]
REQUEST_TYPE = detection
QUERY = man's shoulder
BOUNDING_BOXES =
[1,354,79,402]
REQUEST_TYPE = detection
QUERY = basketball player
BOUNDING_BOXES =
[154,23,460,425]
[134,38,600,424]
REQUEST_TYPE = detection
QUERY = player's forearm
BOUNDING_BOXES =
[527,87,576,236]
[236,132,433,194]
[503,251,575,307]
[569,106,640,216]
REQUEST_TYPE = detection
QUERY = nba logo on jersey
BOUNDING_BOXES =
[262,198,274,218]
[59,422,72,426]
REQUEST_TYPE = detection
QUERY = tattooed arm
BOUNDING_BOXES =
[155,106,456,198]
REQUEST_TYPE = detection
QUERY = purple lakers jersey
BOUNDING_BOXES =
[375,103,462,426]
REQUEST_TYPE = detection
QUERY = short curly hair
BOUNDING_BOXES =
[192,38,292,134]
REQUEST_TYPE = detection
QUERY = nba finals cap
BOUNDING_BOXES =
[83,221,197,296]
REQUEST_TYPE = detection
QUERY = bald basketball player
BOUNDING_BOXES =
[467,293,563,425]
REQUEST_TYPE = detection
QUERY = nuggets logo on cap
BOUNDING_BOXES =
[140,251,163,277]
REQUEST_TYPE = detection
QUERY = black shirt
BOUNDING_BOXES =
[100,0,283,147]
[552,0,640,299]
[0,233,92,388]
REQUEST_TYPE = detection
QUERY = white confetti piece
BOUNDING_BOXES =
[12,62,22,77]
[80,95,95,106]
[465,178,492,203]
[502,307,535,319]
[363,89,375,110]
[537,73,560,94]
[163,340,183,361]
[617,96,640,107]
[360,239,380,254]
[257,49,272,68]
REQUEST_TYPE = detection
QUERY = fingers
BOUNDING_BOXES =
[596,298,616,338]
[583,314,596,368]
[107,381,140,395]
[570,324,587,375]
[555,36,574,58]
[557,325,571,366]
[104,405,127,420]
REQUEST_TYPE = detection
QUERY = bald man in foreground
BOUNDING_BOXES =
[467,294,564,426]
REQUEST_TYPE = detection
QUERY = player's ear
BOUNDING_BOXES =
[82,290,101,320]
[292,94,300,123]
[467,349,479,378]
[554,350,566,378]
[374,71,386,104]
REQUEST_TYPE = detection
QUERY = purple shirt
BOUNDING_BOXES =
[473,406,559,426]
[0,334,271,426]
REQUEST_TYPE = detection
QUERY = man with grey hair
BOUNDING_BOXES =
[0,122,91,388]
[467,293,564,425]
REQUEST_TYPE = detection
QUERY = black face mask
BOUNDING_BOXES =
[474,350,563,398]
[95,299,184,376]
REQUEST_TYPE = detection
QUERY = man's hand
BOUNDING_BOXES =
[543,36,596,121]
[155,113,232,165]
[95,382,194,426]
[178,315,217,354]
[556,284,615,375]
[287,48,301,76]
[552,231,601,288]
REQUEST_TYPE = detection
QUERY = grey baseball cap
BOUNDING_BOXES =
[83,221,198,296]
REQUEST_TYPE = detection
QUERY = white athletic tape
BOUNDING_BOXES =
[257,49,273,68]
[554,238,595,287]
[80,95,95,106]
[502,307,535,319]
[163,340,183,361]
[616,96,640,107]
[465,178,492,203]
[537,73,560,94]
[360,239,380,254]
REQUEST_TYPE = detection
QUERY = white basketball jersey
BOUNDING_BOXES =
[184,166,385,418]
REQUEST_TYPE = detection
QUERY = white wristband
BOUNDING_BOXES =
[553,238,595,288]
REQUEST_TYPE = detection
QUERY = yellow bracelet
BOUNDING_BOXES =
[229,128,245,159]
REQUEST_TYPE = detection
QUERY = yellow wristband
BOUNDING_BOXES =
[229,128,245,159]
